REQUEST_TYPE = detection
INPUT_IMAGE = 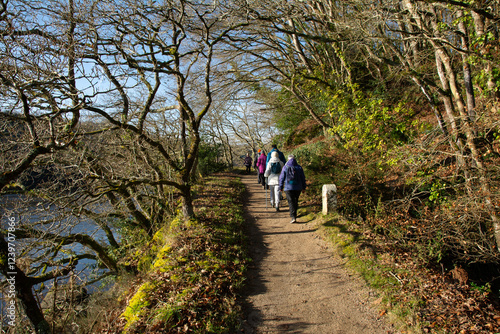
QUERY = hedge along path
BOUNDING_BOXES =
[239,173,397,334]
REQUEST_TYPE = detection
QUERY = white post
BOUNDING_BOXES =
[322,184,337,215]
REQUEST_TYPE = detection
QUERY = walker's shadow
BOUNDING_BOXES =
[239,181,268,333]
[245,311,313,333]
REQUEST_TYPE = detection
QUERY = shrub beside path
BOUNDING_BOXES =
[239,173,398,333]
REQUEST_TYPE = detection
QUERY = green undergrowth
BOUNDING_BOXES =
[120,174,249,333]
[312,213,423,334]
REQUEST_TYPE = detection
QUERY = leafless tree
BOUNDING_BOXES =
[1,0,250,331]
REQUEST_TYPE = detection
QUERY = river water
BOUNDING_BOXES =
[0,194,118,325]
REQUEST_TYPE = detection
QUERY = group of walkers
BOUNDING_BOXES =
[244,145,306,224]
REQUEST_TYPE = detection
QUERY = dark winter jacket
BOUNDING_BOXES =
[244,156,252,166]
[279,158,306,191]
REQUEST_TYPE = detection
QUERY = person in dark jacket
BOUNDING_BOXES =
[243,153,253,174]
[254,149,261,182]
[279,154,306,223]
[266,144,286,165]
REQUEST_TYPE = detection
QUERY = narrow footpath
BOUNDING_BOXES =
[239,173,397,334]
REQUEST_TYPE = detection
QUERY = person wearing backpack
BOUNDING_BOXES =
[279,154,306,223]
[264,151,284,211]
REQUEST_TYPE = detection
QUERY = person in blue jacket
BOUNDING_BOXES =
[266,144,286,165]
[279,154,306,223]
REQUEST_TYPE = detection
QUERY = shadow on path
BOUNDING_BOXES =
[239,173,269,332]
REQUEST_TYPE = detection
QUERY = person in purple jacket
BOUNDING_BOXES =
[256,150,267,187]
[279,154,306,223]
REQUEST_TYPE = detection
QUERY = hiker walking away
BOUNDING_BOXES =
[264,151,284,211]
[279,154,306,223]
[243,153,253,174]
[254,149,261,182]
[256,150,267,187]
[266,144,286,165]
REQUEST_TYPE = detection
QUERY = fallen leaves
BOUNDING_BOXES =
[413,268,500,333]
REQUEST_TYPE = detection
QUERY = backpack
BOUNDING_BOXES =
[287,166,300,185]
[270,161,282,174]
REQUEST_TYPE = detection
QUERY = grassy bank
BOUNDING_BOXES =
[85,173,249,333]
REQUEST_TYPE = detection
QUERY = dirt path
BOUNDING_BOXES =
[239,173,397,334]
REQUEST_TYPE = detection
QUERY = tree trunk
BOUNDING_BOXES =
[434,48,467,168]
[0,236,50,333]
[180,184,194,218]
[412,76,448,135]
[15,272,51,334]
[457,10,476,122]
[116,187,152,234]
